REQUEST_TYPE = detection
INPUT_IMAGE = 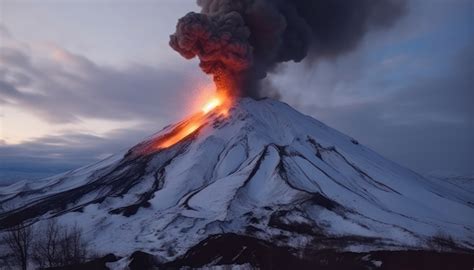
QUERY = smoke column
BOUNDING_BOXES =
[170,0,407,98]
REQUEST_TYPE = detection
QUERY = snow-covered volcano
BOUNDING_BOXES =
[0,98,473,263]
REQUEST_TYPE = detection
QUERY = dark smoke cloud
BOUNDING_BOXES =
[170,0,407,98]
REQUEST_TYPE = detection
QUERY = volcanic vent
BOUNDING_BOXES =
[0,98,473,268]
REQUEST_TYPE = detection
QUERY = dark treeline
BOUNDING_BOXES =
[1,219,91,270]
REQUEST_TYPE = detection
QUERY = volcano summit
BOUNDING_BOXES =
[0,98,473,268]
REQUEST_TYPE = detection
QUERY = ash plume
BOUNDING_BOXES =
[170,0,407,98]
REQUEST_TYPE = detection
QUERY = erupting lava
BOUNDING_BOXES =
[156,122,201,149]
[202,97,222,114]
[137,92,231,154]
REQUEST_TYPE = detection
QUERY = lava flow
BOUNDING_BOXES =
[137,92,231,154]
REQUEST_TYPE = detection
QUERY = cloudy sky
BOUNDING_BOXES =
[0,0,472,185]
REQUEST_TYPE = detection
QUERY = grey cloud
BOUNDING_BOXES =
[0,47,32,69]
[0,126,154,186]
[0,27,209,184]
[380,43,473,126]
[0,24,12,38]
[278,40,474,175]
[0,40,203,124]
[0,80,22,98]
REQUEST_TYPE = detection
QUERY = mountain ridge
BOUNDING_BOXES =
[0,98,473,264]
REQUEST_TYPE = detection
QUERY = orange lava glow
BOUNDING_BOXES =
[157,121,201,149]
[150,91,232,151]
[202,97,222,113]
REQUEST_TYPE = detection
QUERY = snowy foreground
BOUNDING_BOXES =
[0,98,473,268]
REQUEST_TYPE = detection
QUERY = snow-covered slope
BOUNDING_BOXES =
[426,173,474,194]
[0,98,473,261]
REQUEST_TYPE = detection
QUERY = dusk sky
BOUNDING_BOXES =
[0,0,472,184]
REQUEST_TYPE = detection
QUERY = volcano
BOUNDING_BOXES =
[0,98,473,268]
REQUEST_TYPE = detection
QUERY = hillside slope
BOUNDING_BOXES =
[1,98,473,262]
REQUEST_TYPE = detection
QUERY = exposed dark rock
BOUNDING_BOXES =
[128,251,160,270]
[160,234,474,270]
[310,193,341,211]
[369,250,474,270]
[45,254,119,270]
[268,210,323,236]
[160,233,474,270]
[42,235,474,270]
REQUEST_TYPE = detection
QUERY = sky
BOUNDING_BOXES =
[0,0,473,185]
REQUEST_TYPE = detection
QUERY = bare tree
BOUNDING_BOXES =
[2,222,32,270]
[32,219,61,268]
[58,223,87,266]
[32,219,88,268]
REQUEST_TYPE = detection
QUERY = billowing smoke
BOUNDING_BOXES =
[170,0,407,98]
